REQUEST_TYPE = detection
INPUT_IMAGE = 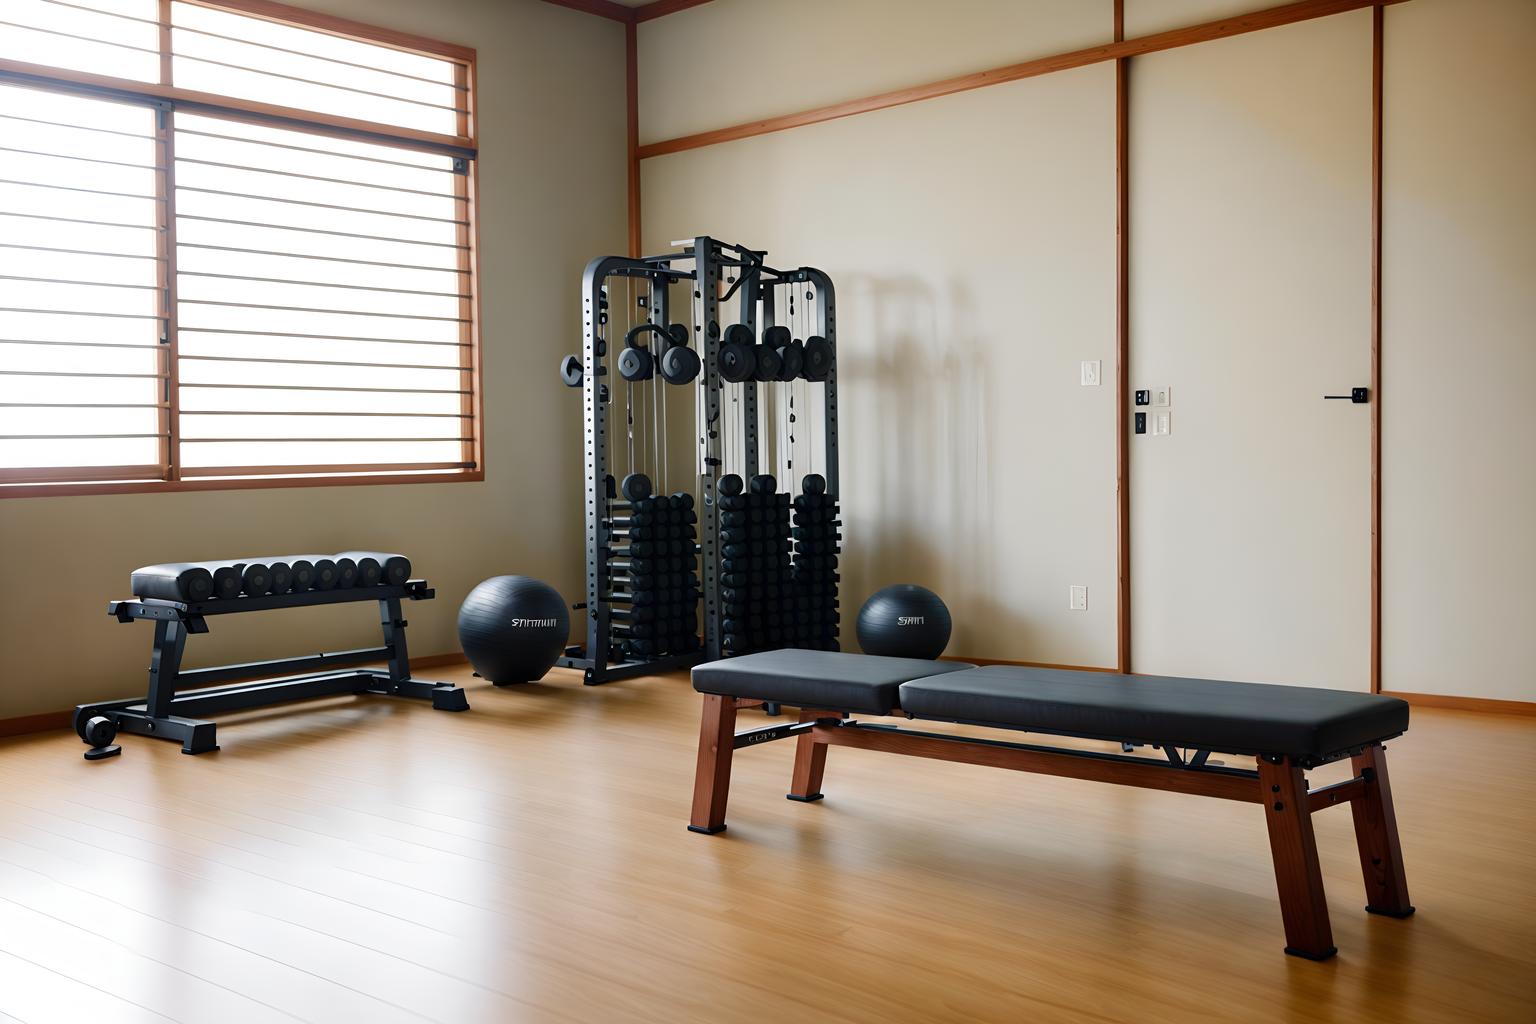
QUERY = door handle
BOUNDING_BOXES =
[1323,387,1370,403]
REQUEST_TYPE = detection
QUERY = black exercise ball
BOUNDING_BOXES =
[856,584,952,660]
[458,576,570,684]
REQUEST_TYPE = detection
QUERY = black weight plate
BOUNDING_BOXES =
[660,344,701,384]
[718,341,756,383]
[618,345,653,381]
[621,472,652,502]
[753,345,782,382]
[803,335,832,381]
[776,344,802,381]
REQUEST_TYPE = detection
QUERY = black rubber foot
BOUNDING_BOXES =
[432,687,471,711]
[786,793,824,802]
[687,824,726,835]
[181,744,220,755]
[83,745,121,761]
[1284,945,1338,961]
[1365,904,1416,918]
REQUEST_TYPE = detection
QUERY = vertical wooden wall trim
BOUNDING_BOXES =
[1370,4,1384,692]
[157,0,180,482]
[1115,0,1132,675]
[626,19,641,257]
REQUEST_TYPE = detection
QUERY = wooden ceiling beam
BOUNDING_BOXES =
[540,0,714,26]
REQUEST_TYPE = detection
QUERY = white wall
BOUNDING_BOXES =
[0,0,627,719]
[1381,0,1536,701]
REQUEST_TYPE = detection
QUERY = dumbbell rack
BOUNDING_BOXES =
[557,237,839,684]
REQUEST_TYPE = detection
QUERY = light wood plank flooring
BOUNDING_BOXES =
[0,664,1532,1023]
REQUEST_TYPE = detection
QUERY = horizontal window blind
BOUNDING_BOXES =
[0,82,167,481]
[0,0,478,492]
[173,113,473,475]
[170,2,464,135]
[0,0,161,84]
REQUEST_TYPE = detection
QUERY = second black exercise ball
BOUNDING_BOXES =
[458,576,570,685]
[855,584,952,660]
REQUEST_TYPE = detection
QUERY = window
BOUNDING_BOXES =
[0,0,479,495]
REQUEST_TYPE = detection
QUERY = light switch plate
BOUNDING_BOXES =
[1152,386,1171,407]
[1069,585,1088,611]
[1081,360,1102,386]
[1152,411,1171,436]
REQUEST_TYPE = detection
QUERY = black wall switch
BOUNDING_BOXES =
[1135,412,1147,434]
[1135,390,1150,406]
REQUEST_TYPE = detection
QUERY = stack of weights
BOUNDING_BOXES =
[791,473,841,650]
[609,488,701,660]
[718,473,792,655]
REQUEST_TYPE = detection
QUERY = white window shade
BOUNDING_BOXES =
[171,113,473,475]
[0,1,477,492]
[0,83,166,479]
[0,0,160,84]
[170,2,463,136]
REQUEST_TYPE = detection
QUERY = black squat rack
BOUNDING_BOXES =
[556,236,841,684]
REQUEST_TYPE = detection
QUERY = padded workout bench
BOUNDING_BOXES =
[688,650,1414,960]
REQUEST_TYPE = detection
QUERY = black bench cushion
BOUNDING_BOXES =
[692,650,973,714]
[898,666,1409,765]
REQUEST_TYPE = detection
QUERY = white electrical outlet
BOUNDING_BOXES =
[1152,386,1171,407]
[1081,360,1101,386]
[1069,585,1088,610]
[1152,411,1171,436]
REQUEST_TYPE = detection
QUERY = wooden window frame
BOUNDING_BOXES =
[0,0,482,499]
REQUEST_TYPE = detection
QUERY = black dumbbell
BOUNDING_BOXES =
[719,324,756,383]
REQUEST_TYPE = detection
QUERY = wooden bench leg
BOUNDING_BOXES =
[1351,744,1415,918]
[787,709,829,802]
[689,695,737,835]
[1257,757,1337,960]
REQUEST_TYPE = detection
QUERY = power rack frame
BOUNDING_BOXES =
[558,236,840,684]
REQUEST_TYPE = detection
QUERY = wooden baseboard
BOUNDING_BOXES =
[410,652,470,671]
[0,650,473,740]
[1382,691,1536,717]
[0,710,73,739]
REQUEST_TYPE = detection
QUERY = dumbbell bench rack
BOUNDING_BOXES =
[77,579,468,754]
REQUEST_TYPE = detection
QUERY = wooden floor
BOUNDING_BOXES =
[0,665,1532,1024]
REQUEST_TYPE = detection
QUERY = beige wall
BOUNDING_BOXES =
[643,64,1119,668]
[0,0,627,719]
[1123,0,1276,36]
[1382,0,1536,701]
[638,0,1536,702]
[1129,11,1374,690]
[637,0,1110,144]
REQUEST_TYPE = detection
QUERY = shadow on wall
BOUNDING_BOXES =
[837,273,1018,658]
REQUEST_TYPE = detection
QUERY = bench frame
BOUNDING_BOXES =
[688,695,1414,960]
[77,580,469,755]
